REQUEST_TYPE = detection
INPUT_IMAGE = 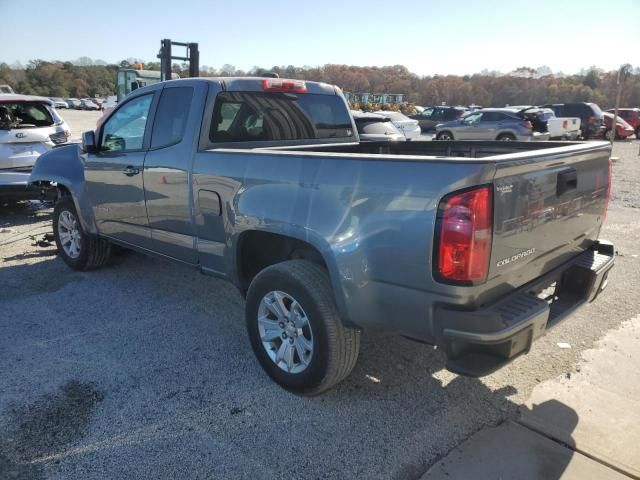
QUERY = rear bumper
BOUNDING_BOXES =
[436,240,615,377]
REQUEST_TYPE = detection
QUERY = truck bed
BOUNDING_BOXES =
[233,139,611,317]
[269,139,600,159]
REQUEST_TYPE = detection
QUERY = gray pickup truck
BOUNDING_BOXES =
[29,77,615,395]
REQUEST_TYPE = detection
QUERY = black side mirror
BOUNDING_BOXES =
[82,130,97,153]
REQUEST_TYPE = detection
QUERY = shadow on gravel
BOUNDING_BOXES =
[0,202,52,228]
[0,256,83,302]
[2,249,57,262]
[0,381,104,480]
[325,338,578,480]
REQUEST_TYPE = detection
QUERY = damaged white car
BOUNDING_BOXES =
[0,94,71,171]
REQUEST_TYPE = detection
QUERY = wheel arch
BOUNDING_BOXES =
[29,146,98,235]
[233,229,352,325]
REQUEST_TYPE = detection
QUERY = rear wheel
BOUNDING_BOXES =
[436,131,454,141]
[497,133,516,141]
[53,197,111,270]
[246,260,360,395]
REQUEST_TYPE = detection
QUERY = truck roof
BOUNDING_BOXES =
[162,77,339,95]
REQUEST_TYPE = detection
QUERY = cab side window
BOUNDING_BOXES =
[101,94,153,152]
[421,108,434,118]
[462,112,482,124]
[151,87,193,149]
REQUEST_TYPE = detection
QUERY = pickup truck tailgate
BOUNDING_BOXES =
[489,143,610,290]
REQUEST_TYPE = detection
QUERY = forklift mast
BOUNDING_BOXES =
[158,39,199,81]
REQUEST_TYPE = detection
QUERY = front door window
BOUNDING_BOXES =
[100,94,153,152]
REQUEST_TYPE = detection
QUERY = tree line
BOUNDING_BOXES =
[1,59,638,109]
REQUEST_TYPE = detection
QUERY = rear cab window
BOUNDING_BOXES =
[209,91,354,144]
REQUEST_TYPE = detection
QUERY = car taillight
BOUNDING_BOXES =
[435,186,493,284]
[588,115,596,125]
[262,78,307,93]
[522,120,533,129]
[562,120,568,129]
[49,130,70,144]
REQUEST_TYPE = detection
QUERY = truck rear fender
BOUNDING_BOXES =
[28,144,98,234]
[231,226,351,325]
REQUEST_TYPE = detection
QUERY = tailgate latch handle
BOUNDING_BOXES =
[557,168,577,196]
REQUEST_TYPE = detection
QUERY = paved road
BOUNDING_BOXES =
[424,316,640,479]
[1,137,639,479]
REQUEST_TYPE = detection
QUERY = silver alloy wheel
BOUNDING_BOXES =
[499,135,514,141]
[57,210,82,259]
[439,132,452,140]
[258,290,314,374]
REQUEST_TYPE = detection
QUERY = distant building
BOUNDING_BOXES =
[344,92,405,105]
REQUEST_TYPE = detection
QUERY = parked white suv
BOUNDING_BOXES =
[0,94,71,170]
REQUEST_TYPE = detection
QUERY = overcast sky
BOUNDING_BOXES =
[1,0,638,75]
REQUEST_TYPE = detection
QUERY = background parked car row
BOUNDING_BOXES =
[47,97,103,110]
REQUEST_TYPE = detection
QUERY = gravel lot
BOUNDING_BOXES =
[1,116,639,479]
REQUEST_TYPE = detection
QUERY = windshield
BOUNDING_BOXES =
[588,103,603,117]
[209,92,354,143]
[0,102,55,130]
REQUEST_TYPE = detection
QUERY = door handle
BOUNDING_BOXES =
[123,166,140,177]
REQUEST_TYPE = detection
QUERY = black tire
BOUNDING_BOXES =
[53,196,111,271]
[497,133,516,141]
[635,127,640,140]
[246,260,360,395]
[436,131,454,141]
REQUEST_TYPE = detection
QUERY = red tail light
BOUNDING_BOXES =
[262,78,307,93]
[522,120,533,129]
[49,130,70,144]
[562,120,568,129]
[588,115,596,125]
[435,186,493,284]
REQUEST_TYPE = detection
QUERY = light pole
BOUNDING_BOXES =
[610,64,631,144]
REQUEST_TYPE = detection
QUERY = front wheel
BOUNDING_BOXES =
[246,260,360,395]
[53,197,111,270]
[497,133,516,141]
